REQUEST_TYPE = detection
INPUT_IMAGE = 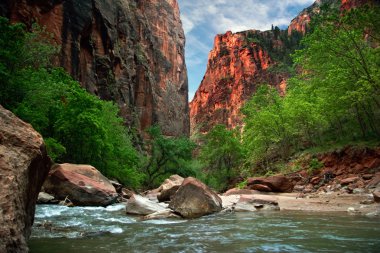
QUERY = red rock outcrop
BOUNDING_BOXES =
[0,105,51,253]
[287,146,380,193]
[247,175,294,193]
[43,163,118,206]
[189,30,291,133]
[0,0,189,137]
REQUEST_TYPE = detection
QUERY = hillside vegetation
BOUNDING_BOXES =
[195,4,380,191]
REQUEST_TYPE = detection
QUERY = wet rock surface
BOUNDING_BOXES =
[126,194,167,216]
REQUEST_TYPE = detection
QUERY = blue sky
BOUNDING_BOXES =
[177,0,315,101]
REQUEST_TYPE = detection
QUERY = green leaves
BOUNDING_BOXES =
[240,5,380,175]
[143,125,196,188]
[198,125,244,191]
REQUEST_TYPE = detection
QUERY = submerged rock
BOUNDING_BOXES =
[0,105,51,253]
[169,177,222,218]
[141,210,181,220]
[126,194,166,215]
[43,164,118,206]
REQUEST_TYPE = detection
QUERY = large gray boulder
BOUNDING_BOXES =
[126,194,167,215]
[169,177,222,218]
[43,163,118,206]
[0,105,51,253]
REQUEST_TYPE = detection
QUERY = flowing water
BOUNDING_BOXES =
[29,204,380,253]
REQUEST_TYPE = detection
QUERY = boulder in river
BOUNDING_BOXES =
[37,192,57,204]
[247,175,294,193]
[0,105,51,253]
[126,194,167,215]
[169,177,222,218]
[43,163,118,206]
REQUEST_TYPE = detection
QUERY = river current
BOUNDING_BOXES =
[29,204,380,253]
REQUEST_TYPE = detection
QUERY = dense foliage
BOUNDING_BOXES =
[197,125,245,191]
[198,4,380,179]
[142,125,196,188]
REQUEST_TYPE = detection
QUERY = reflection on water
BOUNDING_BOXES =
[30,204,380,253]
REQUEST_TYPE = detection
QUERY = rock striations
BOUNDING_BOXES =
[0,105,51,253]
[0,0,189,137]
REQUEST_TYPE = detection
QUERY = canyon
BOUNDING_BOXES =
[189,0,372,134]
[0,0,189,137]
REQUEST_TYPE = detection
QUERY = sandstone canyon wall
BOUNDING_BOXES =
[0,105,51,253]
[0,0,189,137]
[189,29,298,133]
[189,0,373,134]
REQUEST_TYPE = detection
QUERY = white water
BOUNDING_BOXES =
[30,204,380,252]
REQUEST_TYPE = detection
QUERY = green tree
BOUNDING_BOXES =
[198,125,244,191]
[143,125,196,188]
[292,4,380,141]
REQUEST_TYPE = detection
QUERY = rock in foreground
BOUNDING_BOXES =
[0,105,51,253]
[169,177,222,218]
[44,163,117,206]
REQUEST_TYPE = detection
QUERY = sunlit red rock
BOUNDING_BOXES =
[189,30,289,133]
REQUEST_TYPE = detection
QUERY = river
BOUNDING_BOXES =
[29,204,380,253]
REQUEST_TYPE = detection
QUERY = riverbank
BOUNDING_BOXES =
[220,192,379,216]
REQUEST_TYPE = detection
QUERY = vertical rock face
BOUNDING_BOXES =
[0,0,189,137]
[189,30,294,133]
[0,105,51,253]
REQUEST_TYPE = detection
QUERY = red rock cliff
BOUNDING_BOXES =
[189,29,292,133]
[0,0,189,137]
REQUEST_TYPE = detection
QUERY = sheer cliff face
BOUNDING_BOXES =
[1,0,189,137]
[189,30,291,133]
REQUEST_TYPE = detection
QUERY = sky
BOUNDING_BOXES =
[177,0,315,101]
